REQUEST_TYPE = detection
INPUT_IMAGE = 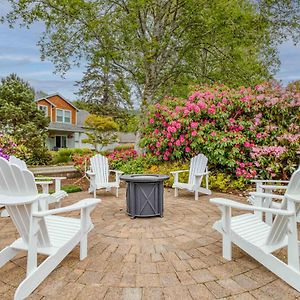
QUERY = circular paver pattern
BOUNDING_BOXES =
[0,188,299,299]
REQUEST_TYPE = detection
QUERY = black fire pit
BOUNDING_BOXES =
[121,174,169,218]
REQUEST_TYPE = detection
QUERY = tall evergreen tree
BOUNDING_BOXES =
[0,74,50,164]
[75,58,132,113]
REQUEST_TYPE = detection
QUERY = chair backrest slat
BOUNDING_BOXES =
[266,169,300,246]
[90,154,109,185]
[9,156,28,170]
[188,154,208,185]
[0,157,51,247]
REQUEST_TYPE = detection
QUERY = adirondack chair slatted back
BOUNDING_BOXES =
[9,155,28,170]
[0,158,51,247]
[188,154,208,186]
[90,154,109,185]
[266,169,300,246]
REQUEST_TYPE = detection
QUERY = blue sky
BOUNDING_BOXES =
[0,4,300,101]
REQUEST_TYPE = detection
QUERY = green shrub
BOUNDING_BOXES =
[116,156,149,174]
[209,172,248,192]
[62,185,82,193]
[50,184,82,194]
[52,148,93,164]
[27,151,52,166]
[144,161,190,187]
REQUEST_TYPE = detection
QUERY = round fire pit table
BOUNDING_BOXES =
[121,174,169,218]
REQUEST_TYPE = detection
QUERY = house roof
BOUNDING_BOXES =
[36,98,56,107]
[48,122,86,133]
[35,93,79,111]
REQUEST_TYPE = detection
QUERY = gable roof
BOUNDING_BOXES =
[36,97,56,107]
[35,93,79,111]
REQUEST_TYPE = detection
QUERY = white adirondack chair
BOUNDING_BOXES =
[0,157,100,300]
[170,153,211,200]
[87,154,123,198]
[210,168,300,292]
[9,156,67,207]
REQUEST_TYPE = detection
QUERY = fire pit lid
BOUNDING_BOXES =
[120,174,169,183]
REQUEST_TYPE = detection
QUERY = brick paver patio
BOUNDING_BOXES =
[0,188,299,299]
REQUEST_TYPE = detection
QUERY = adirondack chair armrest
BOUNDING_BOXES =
[0,193,50,205]
[109,170,123,183]
[210,198,294,216]
[35,180,53,185]
[35,176,66,181]
[259,184,288,190]
[32,198,101,217]
[251,179,290,184]
[170,170,189,175]
[86,170,95,176]
[249,192,285,200]
[109,170,124,174]
[170,170,189,185]
[195,172,210,176]
[286,194,300,203]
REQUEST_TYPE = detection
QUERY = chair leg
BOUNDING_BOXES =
[175,188,178,197]
[222,206,232,260]
[195,191,199,201]
[15,238,78,300]
[116,187,119,198]
[0,246,19,268]
[80,207,89,260]
[80,235,87,260]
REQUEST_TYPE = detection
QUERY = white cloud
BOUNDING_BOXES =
[0,54,41,63]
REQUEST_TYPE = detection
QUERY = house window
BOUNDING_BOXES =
[38,105,48,116]
[64,110,71,123]
[55,136,67,148]
[56,109,71,123]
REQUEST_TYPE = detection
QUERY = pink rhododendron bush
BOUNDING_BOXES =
[141,82,300,180]
[0,134,29,161]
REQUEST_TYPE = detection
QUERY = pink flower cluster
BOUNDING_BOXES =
[277,133,300,143]
[250,146,286,158]
[236,161,257,179]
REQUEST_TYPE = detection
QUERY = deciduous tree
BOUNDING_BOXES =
[6,0,300,110]
[83,115,119,150]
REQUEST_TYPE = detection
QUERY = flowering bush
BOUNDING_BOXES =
[0,134,16,160]
[141,82,300,180]
[108,148,139,170]
[0,134,31,162]
[73,148,140,175]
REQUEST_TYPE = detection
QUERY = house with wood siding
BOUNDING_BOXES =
[35,93,92,150]
[36,93,136,150]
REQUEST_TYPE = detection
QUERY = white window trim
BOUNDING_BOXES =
[38,105,48,116]
[56,109,72,124]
